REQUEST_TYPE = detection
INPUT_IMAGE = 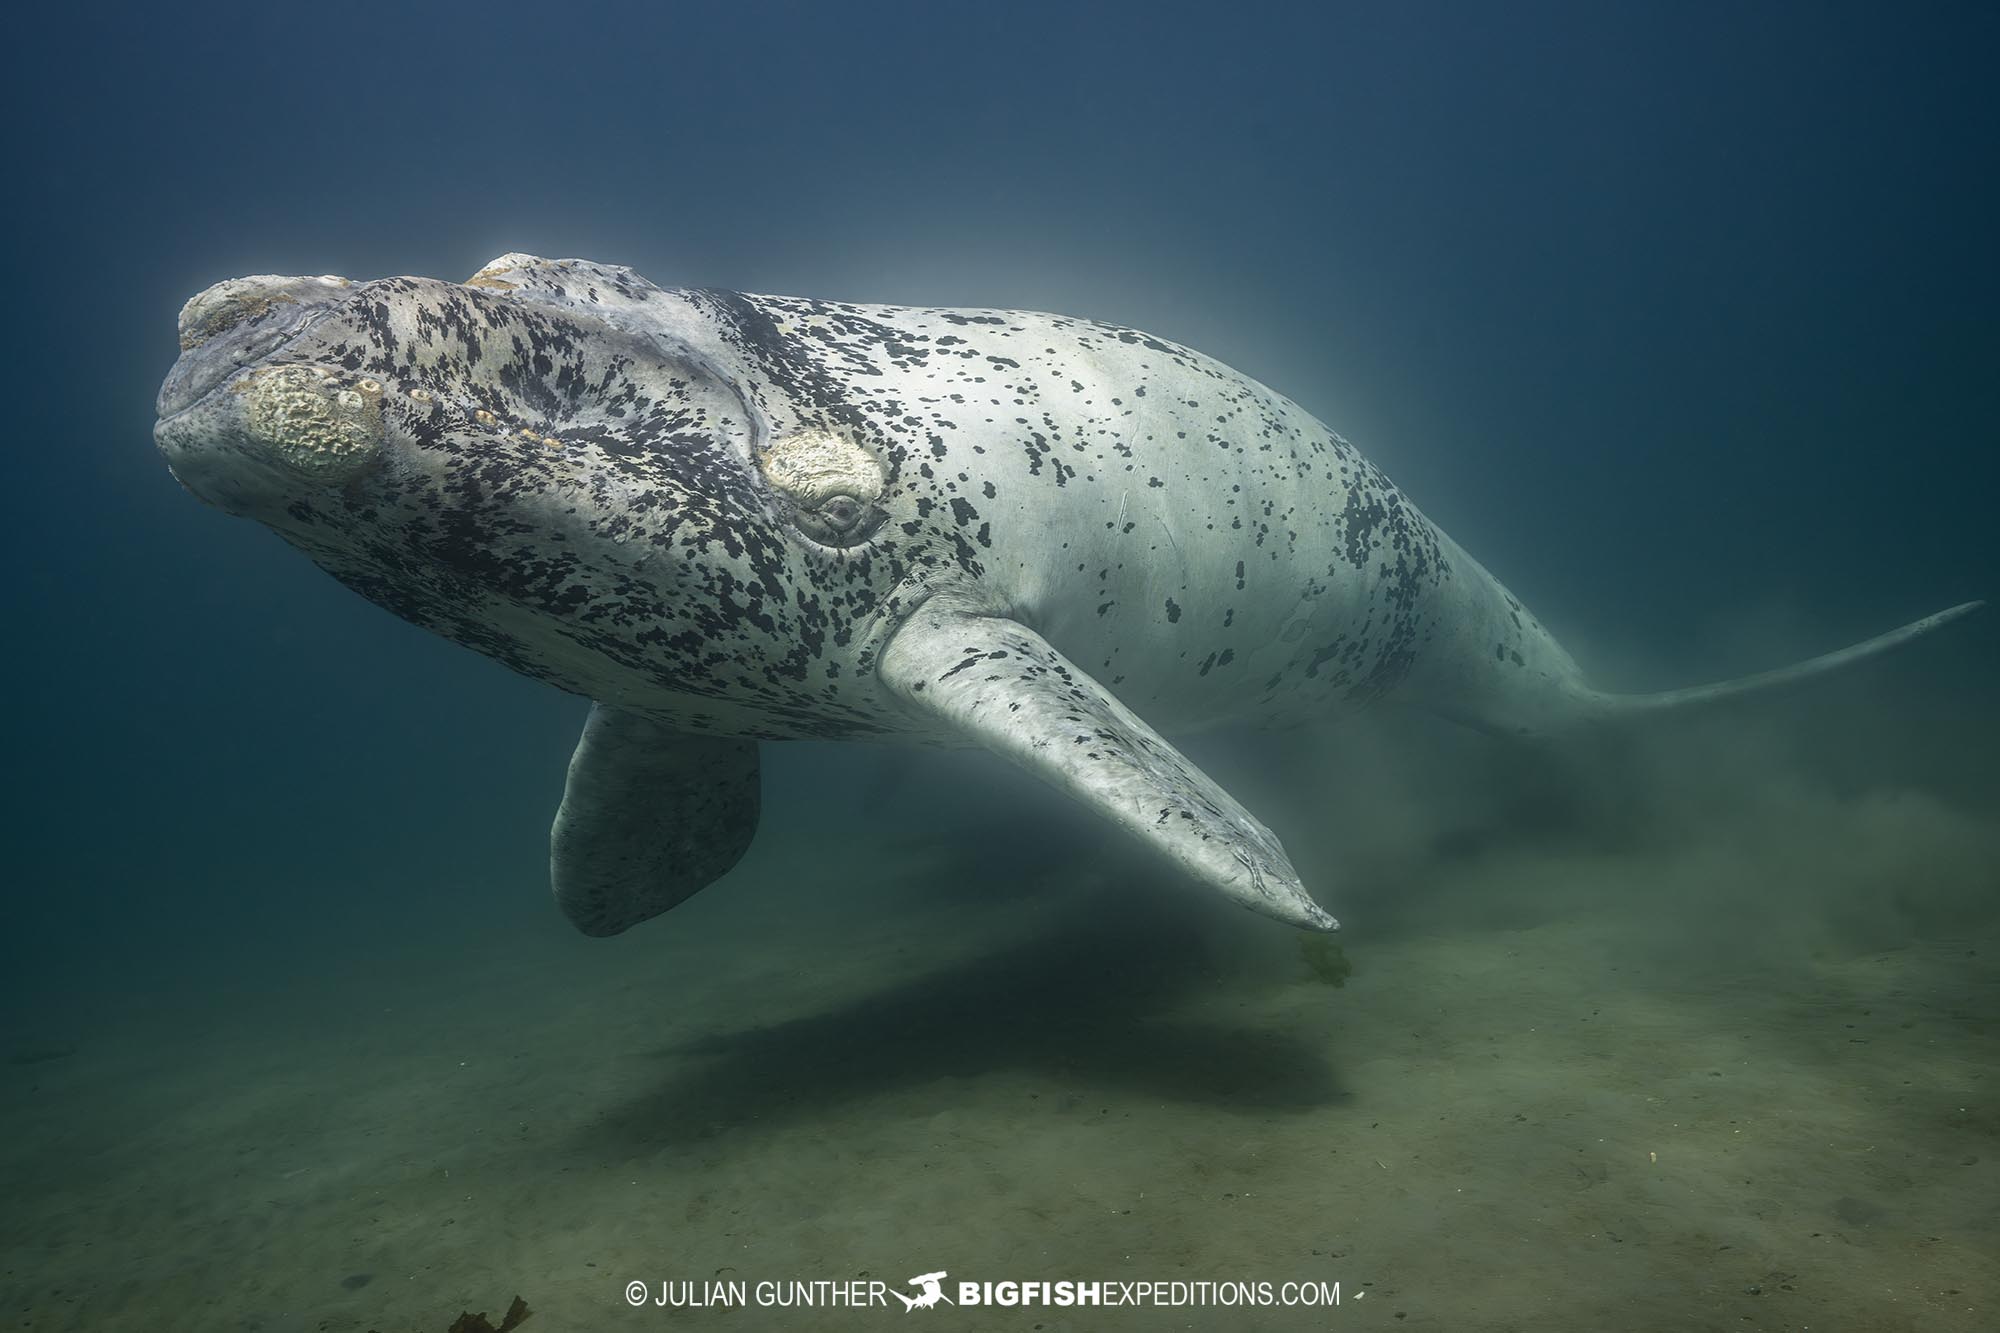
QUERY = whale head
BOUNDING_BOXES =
[154,262,911,736]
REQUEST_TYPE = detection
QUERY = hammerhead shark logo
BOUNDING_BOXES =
[890,1271,952,1311]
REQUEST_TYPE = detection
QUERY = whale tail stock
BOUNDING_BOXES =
[1577,599,1984,726]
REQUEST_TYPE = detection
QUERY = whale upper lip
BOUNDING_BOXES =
[156,364,235,426]
[158,318,316,420]
[157,282,351,421]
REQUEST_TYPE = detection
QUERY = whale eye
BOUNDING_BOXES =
[794,492,884,548]
[817,494,863,531]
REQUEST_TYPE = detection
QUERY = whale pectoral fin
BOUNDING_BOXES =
[879,607,1338,932]
[550,704,761,937]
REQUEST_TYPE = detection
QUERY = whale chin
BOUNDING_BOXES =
[155,273,396,519]
[156,362,387,520]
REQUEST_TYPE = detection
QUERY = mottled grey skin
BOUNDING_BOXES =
[154,255,1981,937]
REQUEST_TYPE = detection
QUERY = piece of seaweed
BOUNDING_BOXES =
[447,1298,530,1333]
[368,1295,530,1333]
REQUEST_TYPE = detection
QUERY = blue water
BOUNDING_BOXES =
[3,3,1995,1329]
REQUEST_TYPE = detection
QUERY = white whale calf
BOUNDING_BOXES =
[154,255,1981,935]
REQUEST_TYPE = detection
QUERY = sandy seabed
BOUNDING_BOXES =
[4,731,1997,1333]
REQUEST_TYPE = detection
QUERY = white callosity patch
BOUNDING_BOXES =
[463,252,547,291]
[754,429,885,507]
[235,364,383,479]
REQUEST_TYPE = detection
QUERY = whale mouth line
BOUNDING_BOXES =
[157,291,350,421]
[155,370,241,428]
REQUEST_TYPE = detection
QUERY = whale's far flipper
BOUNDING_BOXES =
[551,705,760,937]
[880,604,1338,932]
[1587,600,1985,723]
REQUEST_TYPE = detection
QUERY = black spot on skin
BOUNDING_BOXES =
[939,649,1009,681]
[1164,598,1182,624]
